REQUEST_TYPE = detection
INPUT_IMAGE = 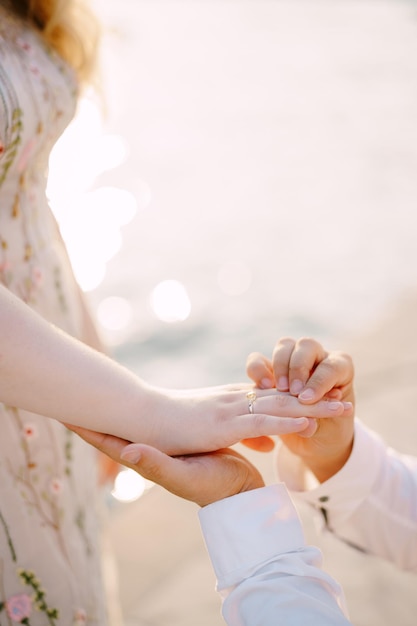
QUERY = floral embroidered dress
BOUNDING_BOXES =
[0,7,107,625]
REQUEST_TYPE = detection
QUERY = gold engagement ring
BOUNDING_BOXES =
[246,390,257,414]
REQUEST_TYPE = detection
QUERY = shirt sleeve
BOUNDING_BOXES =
[276,419,417,572]
[198,484,351,625]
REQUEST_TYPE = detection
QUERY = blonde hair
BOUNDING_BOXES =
[12,0,99,81]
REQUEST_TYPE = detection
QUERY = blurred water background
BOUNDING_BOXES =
[49,0,417,389]
[47,1,417,624]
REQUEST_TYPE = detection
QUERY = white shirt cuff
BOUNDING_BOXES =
[198,484,306,590]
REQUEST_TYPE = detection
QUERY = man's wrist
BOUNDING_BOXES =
[304,439,354,483]
[202,476,265,507]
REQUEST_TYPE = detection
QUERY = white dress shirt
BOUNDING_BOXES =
[276,419,417,572]
[199,419,417,624]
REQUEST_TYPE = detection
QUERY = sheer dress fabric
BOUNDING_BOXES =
[0,7,107,625]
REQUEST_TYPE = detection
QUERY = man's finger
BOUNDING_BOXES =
[271,337,296,391]
[246,352,274,389]
[298,353,354,403]
[121,444,183,485]
[287,338,327,396]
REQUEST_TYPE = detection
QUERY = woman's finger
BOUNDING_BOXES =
[250,392,352,419]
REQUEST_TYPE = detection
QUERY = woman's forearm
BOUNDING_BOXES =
[0,284,160,439]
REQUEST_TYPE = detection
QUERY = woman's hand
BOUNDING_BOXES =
[67,426,264,507]
[149,383,353,455]
[246,337,355,482]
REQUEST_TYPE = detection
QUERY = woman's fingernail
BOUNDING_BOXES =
[277,376,289,391]
[298,388,315,401]
[294,417,309,426]
[261,377,274,389]
[120,447,142,464]
[290,379,303,395]
[343,402,353,410]
[297,418,318,438]
[328,401,343,411]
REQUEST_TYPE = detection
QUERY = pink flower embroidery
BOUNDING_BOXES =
[6,594,32,622]
[29,64,41,77]
[0,260,11,273]
[16,38,33,54]
[74,608,87,625]
[31,266,44,287]
[50,478,63,496]
[22,422,39,440]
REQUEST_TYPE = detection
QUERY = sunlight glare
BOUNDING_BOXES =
[47,96,148,294]
[96,134,129,172]
[48,98,104,200]
[56,186,137,291]
[85,186,138,226]
[72,258,106,293]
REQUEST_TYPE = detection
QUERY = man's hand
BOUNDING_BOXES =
[68,425,264,507]
[246,337,355,482]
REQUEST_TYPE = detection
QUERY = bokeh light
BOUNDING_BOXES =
[111,469,154,503]
[150,280,191,323]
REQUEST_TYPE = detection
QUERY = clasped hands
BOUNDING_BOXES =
[72,337,355,506]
